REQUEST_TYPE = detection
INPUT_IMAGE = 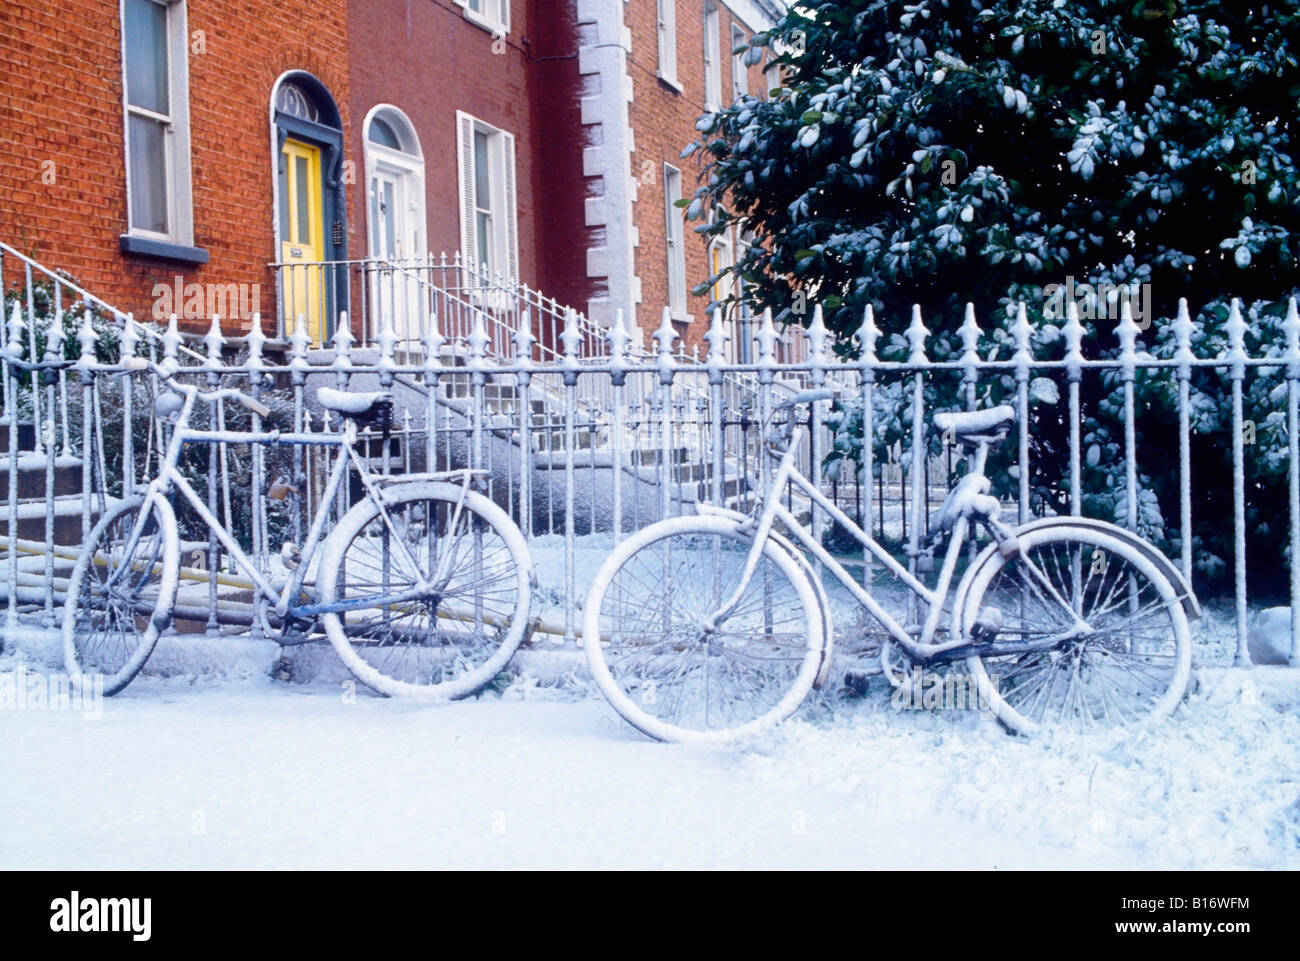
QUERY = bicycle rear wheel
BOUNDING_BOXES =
[62,496,179,695]
[960,525,1191,734]
[318,481,534,700]
[583,515,824,744]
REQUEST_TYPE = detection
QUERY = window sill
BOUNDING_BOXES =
[458,5,508,37]
[657,73,683,94]
[120,235,210,265]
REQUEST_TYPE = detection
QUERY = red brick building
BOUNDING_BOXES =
[0,0,350,337]
[344,0,591,346]
[619,0,781,350]
[0,0,782,349]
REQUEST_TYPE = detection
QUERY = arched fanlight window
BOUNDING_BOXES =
[368,117,402,150]
[275,82,321,123]
[364,108,421,158]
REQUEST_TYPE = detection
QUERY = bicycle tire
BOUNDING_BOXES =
[583,514,824,744]
[318,481,534,699]
[959,524,1192,734]
[62,496,179,696]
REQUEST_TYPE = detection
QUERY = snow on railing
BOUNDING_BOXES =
[0,247,1297,664]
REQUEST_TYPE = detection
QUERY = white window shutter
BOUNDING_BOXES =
[456,110,477,273]
[501,130,519,284]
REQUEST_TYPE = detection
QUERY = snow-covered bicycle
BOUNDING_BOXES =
[63,358,534,699]
[583,390,1198,743]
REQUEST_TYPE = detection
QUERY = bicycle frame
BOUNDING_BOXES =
[707,427,1090,663]
[104,384,473,629]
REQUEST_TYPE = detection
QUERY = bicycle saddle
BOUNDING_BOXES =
[933,405,1015,443]
[316,387,393,429]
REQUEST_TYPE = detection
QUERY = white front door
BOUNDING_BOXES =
[368,166,425,345]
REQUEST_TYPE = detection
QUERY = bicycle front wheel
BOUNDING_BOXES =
[583,515,824,744]
[62,496,179,695]
[960,525,1192,734]
[318,481,534,700]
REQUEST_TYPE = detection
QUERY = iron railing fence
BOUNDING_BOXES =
[2,245,1298,665]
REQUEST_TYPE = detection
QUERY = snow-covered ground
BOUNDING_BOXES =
[3,535,1298,869]
[2,632,1297,869]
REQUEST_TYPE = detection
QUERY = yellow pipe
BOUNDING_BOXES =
[5,538,577,637]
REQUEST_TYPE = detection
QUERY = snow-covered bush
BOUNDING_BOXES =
[684,0,1300,594]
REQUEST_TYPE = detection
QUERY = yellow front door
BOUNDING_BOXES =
[279,138,325,344]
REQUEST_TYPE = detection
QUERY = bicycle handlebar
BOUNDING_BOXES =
[772,387,836,412]
[122,356,271,419]
[766,387,838,449]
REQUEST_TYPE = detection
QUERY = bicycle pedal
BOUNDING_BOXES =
[972,606,1003,643]
[844,670,873,696]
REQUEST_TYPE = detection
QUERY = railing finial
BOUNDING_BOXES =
[1116,297,1140,368]
[204,313,226,365]
[76,309,98,372]
[654,306,677,383]
[377,314,398,363]
[854,304,879,367]
[424,310,446,368]
[608,308,631,380]
[44,308,66,361]
[247,312,266,371]
[560,307,583,372]
[120,312,139,363]
[5,302,24,360]
[808,303,830,366]
[960,302,982,370]
[1012,301,1033,369]
[704,306,730,377]
[1173,298,1196,363]
[906,304,928,364]
[468,307,491,369]
[331,312,354,367]
[625,307,644,355]
[162,312,182,362]
[289,313,311,384]
[757,306,778,369]
[1225,298,1247,368]
[512,305,536,368]
[1063,298,1085,381]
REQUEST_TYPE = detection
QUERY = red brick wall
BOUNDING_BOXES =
[527,3,593,318]
[346,0,589,308]
[0,0,349,334]
[627,0,765,352]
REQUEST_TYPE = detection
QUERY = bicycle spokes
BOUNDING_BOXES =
[333,495,521,688]
[64,497,179,694]
[593,527,818,736]
[971,536,1187,729]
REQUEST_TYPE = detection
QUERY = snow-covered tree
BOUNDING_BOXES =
[684,0,1300,591]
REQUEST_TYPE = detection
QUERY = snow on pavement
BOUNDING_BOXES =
[2,654,1298,869]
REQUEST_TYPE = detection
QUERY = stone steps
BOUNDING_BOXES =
[0,422,96,546]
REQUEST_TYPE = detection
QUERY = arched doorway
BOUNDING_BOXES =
[270,72,346,345]
[363,105,426,345]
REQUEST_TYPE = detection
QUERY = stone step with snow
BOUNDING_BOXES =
[0,456,84,499]
[0,494,105,546]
